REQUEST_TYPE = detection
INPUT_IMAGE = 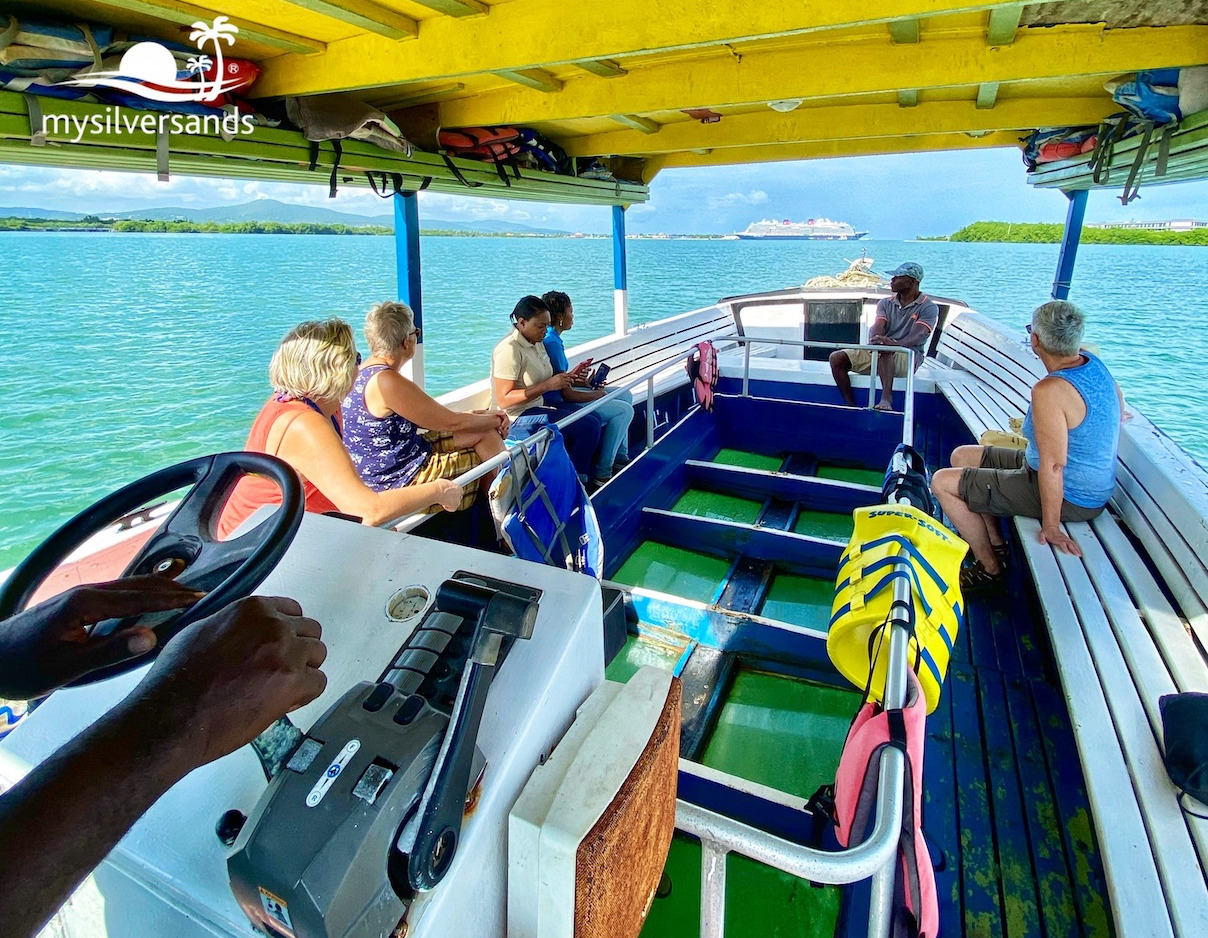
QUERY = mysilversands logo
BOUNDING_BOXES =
[48,16,256,142]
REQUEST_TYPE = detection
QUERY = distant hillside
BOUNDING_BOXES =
[924,220,1208,246]
[0,199,570,235]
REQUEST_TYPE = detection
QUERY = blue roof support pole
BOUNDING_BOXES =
[1051,188,1088,301]
[612,203,629,335]
[394,190,424,388]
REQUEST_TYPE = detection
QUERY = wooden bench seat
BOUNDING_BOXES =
[935,311,1208,938]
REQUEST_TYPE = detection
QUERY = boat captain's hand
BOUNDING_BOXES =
[0,576,204,700]
[121,596,327,770]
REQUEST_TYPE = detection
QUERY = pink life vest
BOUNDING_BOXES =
[835,669,938,938]
[685,340,718,411]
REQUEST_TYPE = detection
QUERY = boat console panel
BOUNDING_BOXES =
[0,512,605,938]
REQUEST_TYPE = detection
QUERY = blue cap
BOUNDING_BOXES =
[886,262,923,282]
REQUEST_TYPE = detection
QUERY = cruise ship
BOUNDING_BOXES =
[736,217,869,240]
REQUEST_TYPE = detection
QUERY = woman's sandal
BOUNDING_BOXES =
[960,558,1006,593]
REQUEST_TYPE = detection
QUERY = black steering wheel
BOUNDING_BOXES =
[0,452,305,684]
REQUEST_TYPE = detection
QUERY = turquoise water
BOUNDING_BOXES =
[1,232,1206,569]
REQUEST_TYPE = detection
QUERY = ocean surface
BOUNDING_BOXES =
[1,232,1205,570]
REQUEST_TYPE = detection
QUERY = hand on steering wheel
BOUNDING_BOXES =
[0,453,305,687]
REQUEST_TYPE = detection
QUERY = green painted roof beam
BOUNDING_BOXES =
[976,82,1000,108]
[496,68,564,93]
[898,89,919,107]
[578,59,629,78]
[611,114,661,134]
[987,4,1024,46]
[407,0,488,16]
[277,0,418,40]
[85,0,326,53]
[889,19,920,43]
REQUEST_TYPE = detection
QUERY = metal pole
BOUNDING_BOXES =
[646,375,655,449]
[612,204,629,336]
[394,191,424,388]
[866,565,913,938]
[901,352,915,448]
[742,341,751,398]
[1051,188,1089,301]
[867,350,879,409]
[700,841,728,938]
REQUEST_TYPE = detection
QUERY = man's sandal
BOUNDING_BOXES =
[960,558,1006,593]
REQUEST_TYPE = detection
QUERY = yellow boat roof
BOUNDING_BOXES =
[2,1,1206,201]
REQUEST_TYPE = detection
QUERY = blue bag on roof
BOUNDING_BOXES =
[0,17,111,73]
[488,425,604,578]
[1110,69,1182,124]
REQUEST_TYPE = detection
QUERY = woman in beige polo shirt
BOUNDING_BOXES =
[489,295,603,482]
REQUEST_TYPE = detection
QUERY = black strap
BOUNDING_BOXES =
[308,140,320,172]
[1178,791,1208,821]
[1155,123,1174,177]
[442,152,482,188]
[327,139,343,198]
[494,160,513,187]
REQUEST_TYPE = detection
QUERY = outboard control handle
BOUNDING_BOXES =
[396,582,538,892]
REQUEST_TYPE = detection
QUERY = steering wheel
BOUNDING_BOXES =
[0,452,305,684]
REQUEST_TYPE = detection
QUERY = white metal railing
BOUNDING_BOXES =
[677,571,914,938]
[381,356,689,531]
[730,335,917,450]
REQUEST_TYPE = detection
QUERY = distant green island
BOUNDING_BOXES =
[923,220,1208,245]
[0,216,565,237]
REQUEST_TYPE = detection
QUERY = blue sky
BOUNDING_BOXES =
[2,146,1207,239]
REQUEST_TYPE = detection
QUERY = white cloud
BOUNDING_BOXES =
[705,189,768,210]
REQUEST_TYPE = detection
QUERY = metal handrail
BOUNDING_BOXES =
[678,571,915,938]
[380,353,697,531]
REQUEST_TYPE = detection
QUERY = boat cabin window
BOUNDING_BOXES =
[804,300,862,360]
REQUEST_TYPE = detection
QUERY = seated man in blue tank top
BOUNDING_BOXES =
[932,300,1123,591]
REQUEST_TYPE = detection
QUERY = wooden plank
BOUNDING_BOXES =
[1030,678,1114,938]
[496,67,564,93]
[935,339,1031,413]
[1003,678,1082,938]
[1054,535,1208,935]
[1092,513,1208,693]
[1118,419,1208,568]
[922,673,965,938]
[610,114,661,134]
[986,4,1023,45]
[578,59,628,78]
[407,0,487,15]
[1015,517,1172,938]
[86,0,326,53]
[950,665,1005,938]
[980,670,1043,938]
[940,381,995,437]
[965,590,1002,674]
[976,82,1000,109]
[898,89,919,108]
[888,19,920,43]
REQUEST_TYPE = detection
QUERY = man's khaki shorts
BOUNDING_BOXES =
[413,430,481,512]
[844,347,914,377]
[958,446,1104,521]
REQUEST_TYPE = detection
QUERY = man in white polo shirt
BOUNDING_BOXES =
[829,262,939,411]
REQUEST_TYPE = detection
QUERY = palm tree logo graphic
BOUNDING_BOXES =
[62,16,245,103]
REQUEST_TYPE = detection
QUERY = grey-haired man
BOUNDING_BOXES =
[830,262,939,411]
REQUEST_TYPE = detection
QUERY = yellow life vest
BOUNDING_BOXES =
[827,504,967,714]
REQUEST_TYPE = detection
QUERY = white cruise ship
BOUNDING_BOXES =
[736,217,869,240]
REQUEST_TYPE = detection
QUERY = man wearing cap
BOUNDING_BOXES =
[830,262,939,411]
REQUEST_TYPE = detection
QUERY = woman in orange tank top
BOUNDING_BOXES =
[218,319,462,539]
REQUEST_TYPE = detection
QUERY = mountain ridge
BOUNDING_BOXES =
[0,199,570,234]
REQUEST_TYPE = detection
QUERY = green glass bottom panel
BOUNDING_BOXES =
[612,542,731,605]
[815,464,885,487]
[712,448,783,472]
[672,488,763,525]
[643,835,842,938]
[758,574,835,630]
[792,508,855,542]
[701,669,860,800]
[605,635,687,684]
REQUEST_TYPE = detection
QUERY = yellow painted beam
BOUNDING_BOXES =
[373,83,466,109]
[564,97,1110,157]
[276,0,417,40]
[408,0,488,15]
[439,25,1208,126]
[578,59,628,78]
[610,114,661,134]
[651,130,1021,170]
[496,68,564,93]
[255,0,1058,96]
[86,0,326,54]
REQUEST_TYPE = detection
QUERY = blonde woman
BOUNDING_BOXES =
[218,319,460,538]
[343,301,508,509]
